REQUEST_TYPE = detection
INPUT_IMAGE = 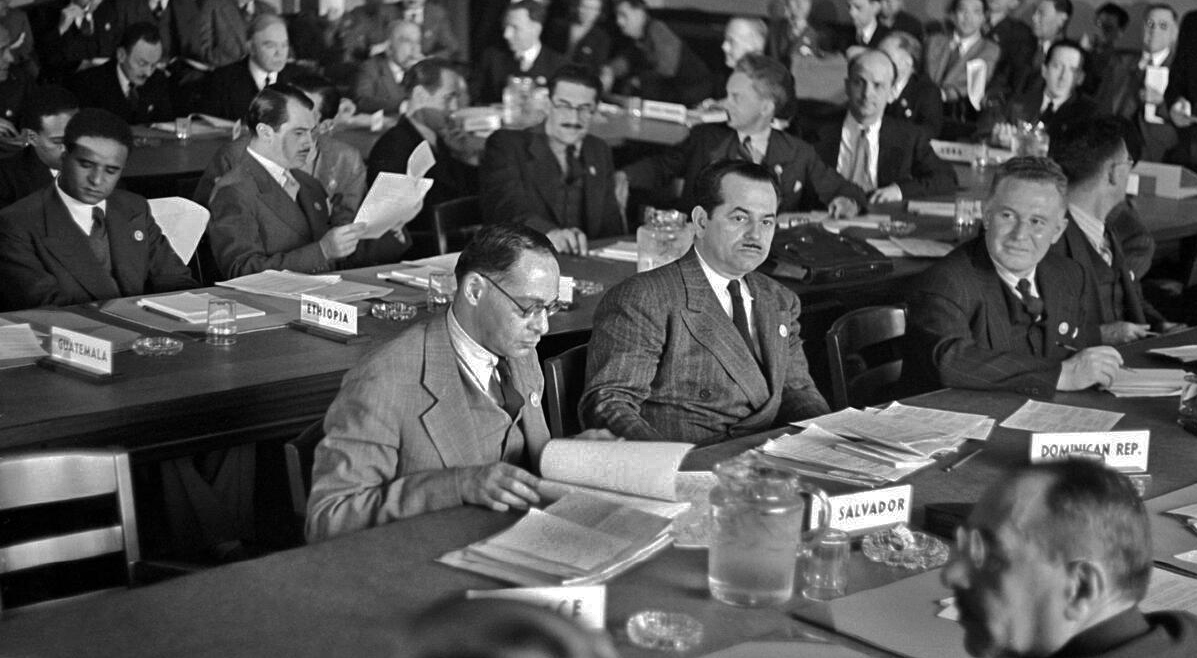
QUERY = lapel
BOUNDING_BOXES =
[876,118,901,187]
[579,137,604,235]
[39,187,121,300]
[815,117,843,169]
[968,241,1017,352]
[761,130,796,190]
[242,155,315,240]
[524,129,566,224]
[1037,256,1080,354]
[103,194,149,295]
[418,316,489,466]
[952,38,989,80]
[1106,223,1147,324]
[930,37,952,83]
[746,272,787,398]
[292,171,331,238]
[676,250,770,407]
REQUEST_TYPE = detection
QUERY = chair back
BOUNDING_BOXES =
[543,343,589,437]
[432,196,483,255]
[285,419,325,521]
[825,305,906,410]
[0,448,140,616]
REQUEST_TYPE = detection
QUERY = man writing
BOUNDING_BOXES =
[67,21,173,124]
[582,159,830,444]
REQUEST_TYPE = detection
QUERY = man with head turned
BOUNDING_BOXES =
[306,224,562,541]
[583,160,830,444]
[0,85,78,209]
[944,460,1197,657]
[204,13,304,120]
[0,108,196,311]
[904,156,1119,397]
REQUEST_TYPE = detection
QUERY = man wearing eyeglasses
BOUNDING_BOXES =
[943,460,1197,658]
[480,64,623,255]
[904,156,1120,398]
[307,224,568,540]
[582,159,829,444]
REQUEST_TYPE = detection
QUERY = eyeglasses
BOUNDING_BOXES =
[478,272,565,319]
[550,98,596,118]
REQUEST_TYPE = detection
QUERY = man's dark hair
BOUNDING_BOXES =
[455,224,558,284]
[547,64,602,99]
[508,0,547,25]
[19,85,78,133]
[400,58,458,97]
[289,73,340,122]
[1096,2,1129,29]
[1144,3,1178,23]
[1017,460,1153,603]
[948,0,989,16]
[1048,115,1129,185]
[118,21,162,51]
[989,155,1068,199]
[1046,38,1087,72]
[245,83,314,133]
[693,159,780,215]
[64,108,133,153]
[733,53,794,111]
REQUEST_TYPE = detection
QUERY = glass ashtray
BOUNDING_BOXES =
[861,525,949,570]
[574,279,605,296]
[370,301,418,321]
[877,220,915,236]
[626,610,704,652]
[131,336,183,356]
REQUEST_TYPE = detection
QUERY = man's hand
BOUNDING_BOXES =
[868,184,903,205]
[1057,345,1123,391]
[570,428,622,441]
[319,222,367,260]
[457,462,541,512]
[546,227,588,255]
[1100,321,1152,345]
[827,196,859,218]
[1170,98,1195,128]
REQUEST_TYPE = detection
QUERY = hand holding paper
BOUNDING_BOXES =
[353,141,437,240]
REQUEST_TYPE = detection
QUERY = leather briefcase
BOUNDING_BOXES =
[760,224,893,284]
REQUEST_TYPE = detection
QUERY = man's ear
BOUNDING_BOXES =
[691,205,709,232]
[1062,559,1108,622]
[461,272,484,306]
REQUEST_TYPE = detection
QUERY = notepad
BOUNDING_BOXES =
[137,292,265,323]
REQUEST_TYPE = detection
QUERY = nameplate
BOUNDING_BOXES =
[461,113,502,133]
[1030,431,1150,472]
[641,100,688,124]
[557,276,575,305]
[299,294,357,335]
[466,585,605,630]
[48,326,113,375]
[827,484,912,536]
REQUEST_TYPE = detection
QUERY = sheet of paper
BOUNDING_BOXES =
[7,309,140,352]
[794,408,953,456]
[966,59,987,110]
[877,402,992,440]
[866,239,906,258]
[354,172,434,240]
[137,292,265,323]
[761,427,922,481]
[1142,568,1197,615]
[698,642,872,658]
[1147,345,1197,362]
[482,508,632,573]
[1146,483,1197,577]
[378,265,448,289]
[148,197,208,263]
[217,270,341,299]
[888,237,953,258]
[406,140,436,178]
[907,200,956,217]
[999,400,1123,433]
[0,324,48,368]
[539,440,692,501]
[820,214,891,234]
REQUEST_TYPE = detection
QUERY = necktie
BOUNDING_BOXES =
[127,84,140,111]
[1040,102,1055,124]
[281,171,300,201]
[738,136,758,164]
[90,206,106,239]
[81,13,94,35]
[943,42,961,79]
[564,144,582,184]
[1098,231,1114,267]
[727,280,758,360]
[1016,278,1044,319]
[850,127,873,191]
[151,1,163,20]
[263,72,275,88]
[241,2,253,22]
[490,359,522,419]
[88,206,113,273]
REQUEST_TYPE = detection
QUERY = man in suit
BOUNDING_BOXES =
[944,460,1197,658]
[38,0,119,83]
[0,86,78,209]
[1015,0,1071,98]
[481,65,623,255]
[1083,2,1129,95]
[980,39,1096,143]
[306,224,561,540]
[812,49,956,204]
[606,0,712,106]
[207,85,406,278]
[878,0,923,42]
[1047,116,1182,345]
[0,24,32,136]
[582,159,830,444]
[112,0,200,66]
[904,156,1119,396]
[881,31,943,139]
[67,22,173,125]
[622,54,866,217]
[844,0,890,50]
[472,1,565,104]
[985,0,1035,104]
[1095,5,1180,163]
[354,19,422,114]
[197,0,275,70]
[0,108,196,311]
[923,0,1000,119]
[203,14,302,120]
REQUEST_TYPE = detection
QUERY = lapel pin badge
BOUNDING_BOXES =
[132,229,145,242]
[588,165,596,176]
[1058,321,1069,335]
[1072,327,1079,338]
[779,324,788,337]
[530,392,540,407]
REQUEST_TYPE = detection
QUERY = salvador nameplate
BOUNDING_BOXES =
[466,585,605,630]
[1030,431,1150,472]
[48,326,113,376]
[300,294,357,335]
[826,484,913,536]
[641,100,688,124]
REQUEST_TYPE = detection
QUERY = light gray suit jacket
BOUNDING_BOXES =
[306,314,551,541]
[924,33,1001,102]
[353,55,406,114]
[581,249,829,445]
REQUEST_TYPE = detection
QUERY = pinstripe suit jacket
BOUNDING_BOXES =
[306,313,550,541]
[582,249,829,445]
[904,238,1099,398]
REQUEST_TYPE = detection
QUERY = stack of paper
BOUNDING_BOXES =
[218,270,390,302]
[536,440,695,518]
[866,237,954,258]
[589,241,639,262]
[378,253,462,288]
[137,292,265,323]
[0,323,48,369]
[1148,345,1197,363]
[1106,368,1189,398]
[907,200,956,217]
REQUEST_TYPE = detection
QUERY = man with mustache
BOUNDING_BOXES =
[67,21,172,124]
[582,159,829,444]
[943,460,1197,657]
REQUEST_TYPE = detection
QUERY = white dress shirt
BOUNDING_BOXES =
[953,32,981,56]
[735,127,771,164]
[515,42,542,72]
[246,146,293,191]
[55,181,107,236]
[248,59,275,90]
[447,308,502,400]
[991,258,1041,299]
[696,250,756,340]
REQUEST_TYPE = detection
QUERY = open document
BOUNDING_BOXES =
[537,440,695,518]
[353,141,437,239]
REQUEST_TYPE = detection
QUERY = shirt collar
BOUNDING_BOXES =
[695,249,753,302]
[735,126,772,159]
[954,32,981,53]
[446,307,500,392]
[116,62,132,95]
[54,179,107,233]
[515,41,541,68]
[1068,203,1107,253]
[859,21,876,42]
[846,112,882,134]
[248,59,272,89]
[1148,48,1170,67]
[386,58,405,82]
[990,255,1039,297]
[246,145,290,188]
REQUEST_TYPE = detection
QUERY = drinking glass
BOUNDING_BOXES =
[206,299,237,346]
[803,529,850,600]
[175,116,192,141]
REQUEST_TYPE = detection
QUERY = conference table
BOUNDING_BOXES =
[2,329,1195,658]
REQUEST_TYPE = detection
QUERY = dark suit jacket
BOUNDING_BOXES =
[0,184,196,311]
[581,249,830,444]
[544,19,611,73]
[1095,50,1179,163]
[38,0,120,83]
[471,44,567,105]
[480,127,623,239]
[625,122,868,213]
[67,60,173,124]
[608,19,712,106]
[203,58,303,120]
[112,0,201,62]
[0,148,53,210]
[904,238,1098,398]
[984,16,1035,102]
[812,114,957,199]
[197,0,275,69]
[353,55,406,114]
[1050,216,1166,330]
[884,11,923,41]
[978,90,1097,141]
[887,74,944,139]
[0,68,33,128]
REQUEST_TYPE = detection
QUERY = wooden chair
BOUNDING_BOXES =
[284,419,325,523]
[0,448,140,616]
[825,305,907,410]
[432,196,483,255]
[543,344,588,437]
